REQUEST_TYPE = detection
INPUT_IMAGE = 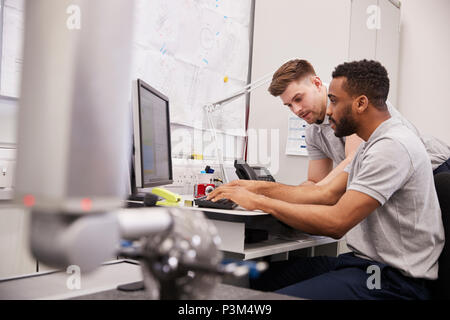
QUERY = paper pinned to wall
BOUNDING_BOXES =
[0,0,253,136]
[3,0,24,11]
[0,0,25,98]
[285,114,308,156]
[131,0,252,136]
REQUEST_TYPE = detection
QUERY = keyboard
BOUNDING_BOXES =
[126,201,145,208]
[194,196,238,210]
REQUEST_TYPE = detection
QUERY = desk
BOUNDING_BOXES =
[0,260,300,300]
[182,206,337,260]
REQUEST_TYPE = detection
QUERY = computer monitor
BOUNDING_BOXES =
[129,79,173,199]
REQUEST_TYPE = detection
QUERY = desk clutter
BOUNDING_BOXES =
[127,160,275,211]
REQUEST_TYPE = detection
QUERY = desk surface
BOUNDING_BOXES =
[0,260,300,300]
[183,205,269,216]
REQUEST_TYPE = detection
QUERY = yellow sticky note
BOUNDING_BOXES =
[224,76,229,83]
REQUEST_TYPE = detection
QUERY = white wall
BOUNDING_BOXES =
[249,0,352,185]
[397,0,450,145]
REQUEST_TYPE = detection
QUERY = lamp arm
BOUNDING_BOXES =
[203,72,273,183]
[204,72,273,111]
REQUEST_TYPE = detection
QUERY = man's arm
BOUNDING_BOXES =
[303,158,333,185]
[207,172,379,239]
[315,134,363,186]
[258,189,380,239]
[218,134,363,198]
[208,171,349,207]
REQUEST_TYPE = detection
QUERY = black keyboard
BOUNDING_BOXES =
[194,196,238,210]
[126,201,145,208]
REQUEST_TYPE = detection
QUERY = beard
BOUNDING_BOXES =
[330,106,357,138]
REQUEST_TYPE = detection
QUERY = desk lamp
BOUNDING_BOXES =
[203,72,273,183]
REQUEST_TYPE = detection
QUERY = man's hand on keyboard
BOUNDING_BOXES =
[221,179,269,194]
[206,186,264,211]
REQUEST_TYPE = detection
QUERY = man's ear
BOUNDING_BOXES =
[353,95,369,114]
[311,76,322,90]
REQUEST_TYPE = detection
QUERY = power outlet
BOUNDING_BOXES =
[0,160,15,188]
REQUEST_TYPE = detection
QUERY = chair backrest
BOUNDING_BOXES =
[431,172,450,299]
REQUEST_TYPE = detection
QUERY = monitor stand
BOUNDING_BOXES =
[127,192,146,202]
[128,151,152,203]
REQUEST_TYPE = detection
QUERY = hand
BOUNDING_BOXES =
[221,179,262,194]
[206,185,263,211]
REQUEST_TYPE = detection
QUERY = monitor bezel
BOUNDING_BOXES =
[133,78,173,189]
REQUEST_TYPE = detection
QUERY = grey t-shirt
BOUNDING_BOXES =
[344,117,445,280]
[305,86,450,169]
[387,102,450,170]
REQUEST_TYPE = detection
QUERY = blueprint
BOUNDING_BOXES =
[0,0,252,137]
[131,0,252,136]
[0,0,25,98]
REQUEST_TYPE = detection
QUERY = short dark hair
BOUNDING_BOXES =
[332,60,389,109]
[268,59,316,96]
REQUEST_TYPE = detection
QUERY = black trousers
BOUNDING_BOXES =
[250,253,430,300]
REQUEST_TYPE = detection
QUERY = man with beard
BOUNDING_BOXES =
[206,60,444,299]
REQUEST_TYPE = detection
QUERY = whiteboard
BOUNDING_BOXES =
[0,0,24,98]
[0,0,253,137]
[131,0,252,135]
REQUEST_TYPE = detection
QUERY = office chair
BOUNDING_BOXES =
[429,172,450,299]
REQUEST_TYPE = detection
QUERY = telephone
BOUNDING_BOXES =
[234,160,276,182]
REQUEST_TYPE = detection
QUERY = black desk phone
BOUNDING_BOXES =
[234,160,276,182]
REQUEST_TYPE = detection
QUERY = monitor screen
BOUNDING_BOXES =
[132,79,173,190]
